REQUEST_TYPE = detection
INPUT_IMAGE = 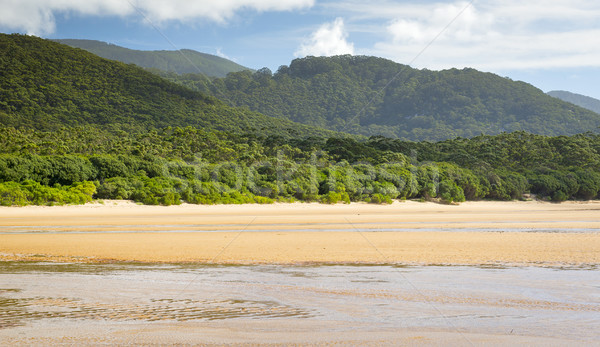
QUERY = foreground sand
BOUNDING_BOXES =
[1,200,599,266]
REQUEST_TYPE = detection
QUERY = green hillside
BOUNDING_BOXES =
[1,34,599,206]
[0,34,333,138]
[548,90,600,114]
[175,55,600,141]
[54,39,250,77]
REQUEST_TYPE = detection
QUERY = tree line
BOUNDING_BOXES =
[1,126,599,206]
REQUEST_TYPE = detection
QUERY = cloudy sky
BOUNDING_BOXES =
[2,0,600,99]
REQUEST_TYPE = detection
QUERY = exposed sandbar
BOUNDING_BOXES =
[1,200,599,266]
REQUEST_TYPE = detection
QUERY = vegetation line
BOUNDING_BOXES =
[1,127,598,206]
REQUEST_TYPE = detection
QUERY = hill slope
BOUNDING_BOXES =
[178,55,600,141]
[54,39,250,77]
[547,90,600,114]
[0,34,333,138]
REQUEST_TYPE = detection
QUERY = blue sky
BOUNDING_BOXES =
[2,0,600,100]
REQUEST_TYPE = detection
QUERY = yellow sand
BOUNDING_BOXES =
[1,200,599,266]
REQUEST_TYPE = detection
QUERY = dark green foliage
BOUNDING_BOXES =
[367,193,393,204]
[90,155,131,179]
[439,180,466,204]
[54,39,251,77]
[530,170,579,202]
[175,55,600,141]
[366,131,600,201]
[1,125,599,205]
[0,34,336,139]
[573,169,600,200]
[0,154,96,186]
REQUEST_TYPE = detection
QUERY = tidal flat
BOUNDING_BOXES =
[1,262,599,345]
[2,200,600,265]
[1,201,599,345]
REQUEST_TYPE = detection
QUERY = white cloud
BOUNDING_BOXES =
[295,17,354,57]
[0,0,315,35]
[386,2,495,44]
[322,0,600,71]
[215,48,236,62]
[130,0,315,24]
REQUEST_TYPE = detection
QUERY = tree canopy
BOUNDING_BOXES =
[168,55,600,141]
[0,34,334,139]
[1,126,599,206]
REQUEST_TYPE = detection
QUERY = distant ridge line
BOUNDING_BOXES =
[547,90,600,114]
[53,38,252,77]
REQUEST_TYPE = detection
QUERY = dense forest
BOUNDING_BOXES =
[0,34,334,138]
[1,126,599,206]
[165,55,600,141]
[54,39,251,77]
[1,34,600,206]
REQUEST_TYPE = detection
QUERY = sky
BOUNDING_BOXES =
[1,0,600,99]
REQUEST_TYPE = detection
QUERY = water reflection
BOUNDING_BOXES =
[1,261,599,343]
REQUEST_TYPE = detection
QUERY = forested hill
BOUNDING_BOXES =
[0,34,334,138]
[176,55,600,141]
[54,39,250,77]
[548,90,600,114]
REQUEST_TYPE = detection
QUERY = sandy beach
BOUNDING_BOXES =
[1,200,600,266]
[2,201,600,345]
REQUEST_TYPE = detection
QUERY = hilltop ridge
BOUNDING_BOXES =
[0,34,334,138]
[54,39,251,77]
[548,90,600,114]
[169,55,600,141]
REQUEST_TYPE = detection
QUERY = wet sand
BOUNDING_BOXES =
[1,230,600,266]
[2,263,599,345]
[2,201,600,345]
[1,200,600,266]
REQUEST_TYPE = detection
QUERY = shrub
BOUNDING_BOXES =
[369,193,392,204]
[0,181,31,206]
[439,180,465,204]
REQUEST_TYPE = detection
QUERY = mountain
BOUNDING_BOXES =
[2,35,600,206]
[547,90,600,114]
[53,39,251,77]
[0,34,334,138]
[173,55,600,141]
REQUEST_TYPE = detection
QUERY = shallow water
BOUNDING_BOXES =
[3,226,600,235]
[1,261,599,344]
[2,218,600,234]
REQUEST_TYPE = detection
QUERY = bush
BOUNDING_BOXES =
[0,180,96,206]
[0,181,31,206]
[439,180,465,204]
[574,169,600,200]
[369,193,392,204]
[96,176,138,199]
[320,191,350,204]
[551,190,568,202]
